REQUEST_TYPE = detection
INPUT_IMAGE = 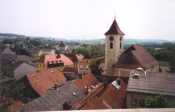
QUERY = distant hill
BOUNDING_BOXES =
[0,33,172,45]
[0,33,27,38]
[78,38,171,46]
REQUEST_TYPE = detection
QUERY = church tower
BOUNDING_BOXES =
[104,19,125,75]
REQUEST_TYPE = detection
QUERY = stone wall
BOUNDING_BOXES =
[105,35,123,75]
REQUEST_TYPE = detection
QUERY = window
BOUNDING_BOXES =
[109,36,114,49]
[110,42,113,49]
[109,36,114,41]
[120,42,122,49]
[120,37,122,49]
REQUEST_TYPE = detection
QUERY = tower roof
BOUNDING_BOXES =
[105,19,124,35]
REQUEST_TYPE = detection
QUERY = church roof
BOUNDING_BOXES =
[105,19,124,35]
[115,45,159,69]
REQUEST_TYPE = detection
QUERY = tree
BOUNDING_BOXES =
[143,95,167,108]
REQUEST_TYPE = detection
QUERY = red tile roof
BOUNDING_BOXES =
[73,79,126,109]
[74,73,99,93]
[27,69,66,96]
[115,45,159,69]
[99,82,126,108]
[44,54,74,67]
[105,19,124,35]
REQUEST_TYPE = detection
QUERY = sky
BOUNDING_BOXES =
[0,0,175,40]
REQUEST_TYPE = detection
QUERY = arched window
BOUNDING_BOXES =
[109,36,114,41]
[109,36,114,49]
[110,42,113,49]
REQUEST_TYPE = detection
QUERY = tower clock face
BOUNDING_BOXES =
[109,36,114,41]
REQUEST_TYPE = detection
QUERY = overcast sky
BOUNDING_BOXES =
[0,0,175,40]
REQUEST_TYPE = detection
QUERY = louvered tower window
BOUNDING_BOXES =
[109,36,114,49]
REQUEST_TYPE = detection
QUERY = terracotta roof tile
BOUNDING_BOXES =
[27,69,66,96]
[44,54,74,67]
[20,81,86,111]
[73,79,126,109]
[74,73,99,93]
[99,81,126,108]
[115,45,159,69]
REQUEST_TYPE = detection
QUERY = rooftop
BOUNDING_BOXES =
[74,73,99,93]
[27,69,66,96]
[44,54,74,66]
[127,72,175,96]
[20,81,86,111]
[73,79,126,110]
[14,63,36,80]
[105,19,124,35]
[19,73,99,111]
[1,47,16,55]
[115,45,159,69]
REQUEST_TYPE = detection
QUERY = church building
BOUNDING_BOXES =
[104,19,159,78]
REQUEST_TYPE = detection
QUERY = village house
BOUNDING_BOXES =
[72,79,126,109]
[19,73,99,111]
[26,69,66,96]
[78,58,90,74]
[44,54,74,69]
[8,68,67,104]
[127,71,175,108]
[19,70,128,111]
